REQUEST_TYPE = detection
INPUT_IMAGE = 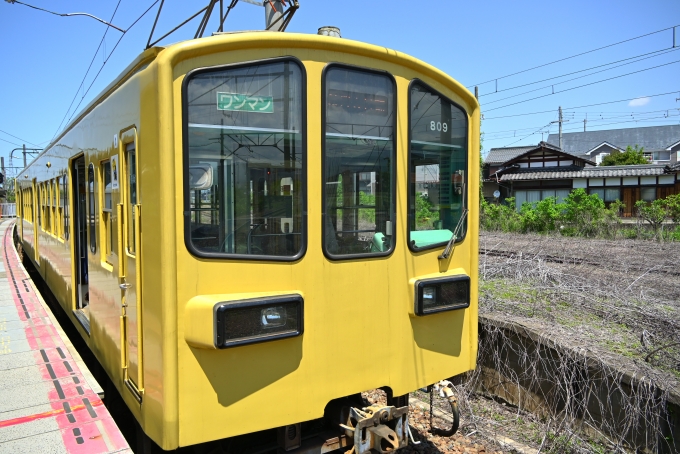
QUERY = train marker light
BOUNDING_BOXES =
[415,276,470,316]
[214,295,303,348]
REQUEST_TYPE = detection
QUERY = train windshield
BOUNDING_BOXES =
[184,60,305,258]
[322,66,396,258]
[408,82,468,250]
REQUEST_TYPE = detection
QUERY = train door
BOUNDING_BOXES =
[71,156,90,315]
[120,137,143,397]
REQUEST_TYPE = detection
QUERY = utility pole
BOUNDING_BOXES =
[558,106,563,150]
[23,144,26,168]
[584,118,587,132]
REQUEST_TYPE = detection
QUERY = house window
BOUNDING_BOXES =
[514,190,542,210]
[653,151,671,162]
[640,187,656,202]
[595,153,609,165]
[555,189,571,203]
[604,188,620,202]
[589,188,605,200]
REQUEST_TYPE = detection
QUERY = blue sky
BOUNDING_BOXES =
[0,0,678,177]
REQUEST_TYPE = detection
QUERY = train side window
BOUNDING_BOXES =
[126,142,137,255]
[184,58,306,259]
[322,65,396,258]
[101,161,113,262]
[62,175,69,240]
[38,183,43,230]
[408,81,468,251]
[47,181,52,233]
[52,179,57,236]
[43,183,48,232]
[88,163,96,253]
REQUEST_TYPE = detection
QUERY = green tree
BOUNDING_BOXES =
[600,145,648,166]
[635,198,668,234]
[664,193,680,223]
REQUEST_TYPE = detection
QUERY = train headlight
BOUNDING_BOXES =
[214,295,303,348]
[415,276,470,315]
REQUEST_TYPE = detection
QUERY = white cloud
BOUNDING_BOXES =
[628,97,650,107]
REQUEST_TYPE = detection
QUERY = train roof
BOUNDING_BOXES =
[40,31,478,161]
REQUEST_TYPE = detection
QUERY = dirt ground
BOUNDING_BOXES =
[376,232,680,454]
[479,231,680,384]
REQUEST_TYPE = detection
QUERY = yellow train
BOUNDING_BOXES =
[16,27,480,453]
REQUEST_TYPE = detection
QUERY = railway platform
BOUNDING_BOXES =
[0,220,131,454]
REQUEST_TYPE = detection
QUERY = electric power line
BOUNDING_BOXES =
[482,59,680,112]
[7,0,126,32]
[469,24,679,87]
[479,47,680,100]
[484,111,680,137]
[51,0,124,141]
[482,91,680,120]
[0,137,22,147]
[51,1,160,145]
[485,116,680,143]
[502,123,553,147]
[0,129,41,148]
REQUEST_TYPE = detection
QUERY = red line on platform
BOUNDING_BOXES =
[0,401,104,428]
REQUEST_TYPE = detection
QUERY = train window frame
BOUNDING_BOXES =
[62,174,69,241]
[52,179,57,235]
[100,160,114,265]
[182,56,308,262]
[407,79,469,253]
[321,62,397,261]
[125,140,138,256]
[88,163,96,254]
[40,183,44,230]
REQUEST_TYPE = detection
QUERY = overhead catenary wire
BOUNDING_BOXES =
[51,0,124,141]
[478,47,680,100]
[482,59,680,112]
[0,129,41,148]
[468,24,679,88]
[485,116,680,144]
[6,0,126,32]
[0,137,22,148]
[56,1,161,142]
[484,111,680,137]
[502,123,554,147]
[482,91,680,120]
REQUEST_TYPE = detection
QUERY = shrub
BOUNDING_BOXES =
[664,193,680,223]
[520,197,559,233]
[480,198,521,232]
[635,199,668,235]
[558,189,615,237]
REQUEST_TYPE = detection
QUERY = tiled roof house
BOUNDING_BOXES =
[483,125,680,216]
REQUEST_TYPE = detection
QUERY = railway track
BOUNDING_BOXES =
[479,247,680,277]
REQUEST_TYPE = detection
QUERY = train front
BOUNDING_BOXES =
[169,32,479,452]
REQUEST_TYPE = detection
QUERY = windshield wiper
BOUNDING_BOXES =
[439,170,467,260]
[438,208,468,260]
